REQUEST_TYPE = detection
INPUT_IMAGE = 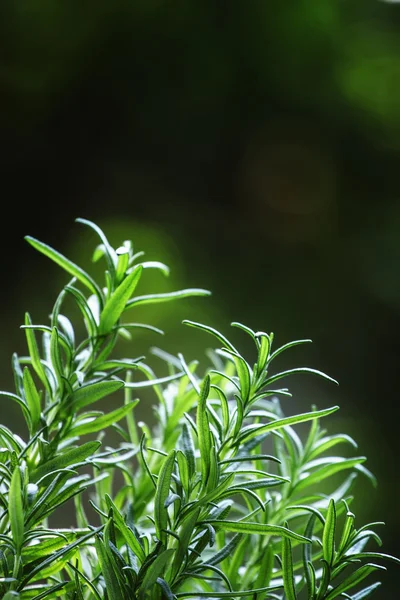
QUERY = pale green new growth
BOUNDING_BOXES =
[0,218,397,600]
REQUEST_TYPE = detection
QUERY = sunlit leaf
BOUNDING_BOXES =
[0,391,29,424]
[323,498,336,566]
[94,532,124,600]
[324,563,386,599]
[9,466,24,551]
[23,367,41,433]
[69,401,138,436]
[71,380,124,410]
[105,494,146,564]
[76,217,117,281]
[282,528,297,600]
[25,235,103,301]
[154,450,175,545]
[197,375,211,488]
[236,406,340,445]
[351,582,382,599]
[99,266,143,335]
[24,313,51,394]
[262,367,338,388]
[182,320,236,352]
[31,441,101,483]
[126,288,211,310]
[202,520,311,543]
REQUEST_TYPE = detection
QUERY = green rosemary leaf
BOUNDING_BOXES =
[351,582,382,599]
[231,322,257,341]
[12,352,25,396]
[210,384,230,434]
[206,445,219,493]
[125,288,211,310]
[64,285,98,337]
[180,422,196,479]
[268,339,312,363]
[255,332,270,375]
[116,322,164,336]
[347,529,383,552]
[99,266,143,335]
[187,473,234,509]
[71,380,124,410]
[203,520,311,543]
[337,507,355,557]
[182,320,237,352]
[105,495,146,564]
[94,358,144,370]
[296,457,367,492]
[171,508,200,580]
[236,406,340,445]
[25,470,76,527]
[22,532,80,562]
[135,260,170,275]
[67,561,103,600]
[175,585,283,597]
[316,558,331,600]
[219,453,281,465]
[50,327,64,395]
[69,401,138,436]
[303,514,317,599]
[31,441,101,483]
[282,528,297,600]
[22,367,41,433]
[355,463,377,487]
[222,348,252,404]
[55,317,75,352]
[9,466,24,551]
[0,391,30,424]
[287,505,325,526]
[197,376,211,488]
[307,434,358,461]
[25,236,103,301]
[138,548,175,596]
[3,593,20,599]
[154,450,176,545]
[73,572,85,600]
[90,445,138,466]
[323,498,336,566]
[345,551,400,565]
[263,367,338,387]
[125,371,184,388]
[176,450,190,496]
[24,312,51,394]
[155,577,174,600]
[207,533,243,568]
[324,563,386,600]
[94,533,125,600]
[0,425,24,452]
[115,246,130,285]
[76,217,118,281]
[21,527,103,589]
[221,486,266,512]
[28,581,68,599]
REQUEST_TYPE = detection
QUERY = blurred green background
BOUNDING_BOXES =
[1,0,399,596]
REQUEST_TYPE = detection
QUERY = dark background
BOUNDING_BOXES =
[1,1,399,597]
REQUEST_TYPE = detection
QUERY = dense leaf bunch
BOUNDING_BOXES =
[0,219,398,600]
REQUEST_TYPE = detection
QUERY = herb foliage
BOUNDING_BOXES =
[0,218,398,599]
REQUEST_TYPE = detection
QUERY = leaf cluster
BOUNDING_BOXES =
[0,219,398,600]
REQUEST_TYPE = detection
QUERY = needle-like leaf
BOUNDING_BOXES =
[25,236,103,301]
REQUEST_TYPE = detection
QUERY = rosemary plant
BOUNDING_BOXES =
[0,218,398,600]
